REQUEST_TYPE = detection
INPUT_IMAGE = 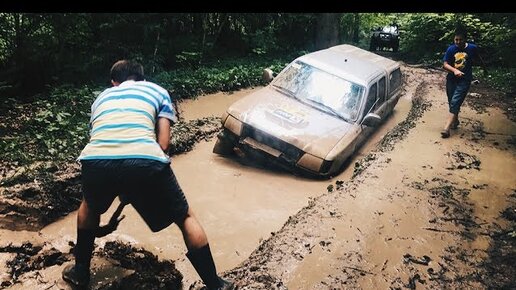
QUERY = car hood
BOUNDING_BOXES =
[227,86,356,159]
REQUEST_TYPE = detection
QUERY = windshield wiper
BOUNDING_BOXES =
[272,84,297,99]
[303,98,347,121]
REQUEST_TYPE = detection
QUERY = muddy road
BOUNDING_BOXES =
[1,64,515,289]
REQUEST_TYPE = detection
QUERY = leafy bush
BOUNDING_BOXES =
[152,56,290,99]
[401,13,510,66]
[0,85,98,165]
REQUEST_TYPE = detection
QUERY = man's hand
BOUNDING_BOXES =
[95,214,125,237]
[454,69,465,77]
[95,200,127,237]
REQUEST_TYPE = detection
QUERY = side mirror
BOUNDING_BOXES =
[361,113,382,127]
[262,68,274,83]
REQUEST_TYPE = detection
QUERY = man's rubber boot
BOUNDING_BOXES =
[62,263,90,288]
[186,244,235,290]
[63,228,95,288]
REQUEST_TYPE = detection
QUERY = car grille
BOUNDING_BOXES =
[380,33,391,39]
[240,124,304,163]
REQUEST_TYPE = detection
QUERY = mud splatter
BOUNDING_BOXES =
[0,240,184,290]
[169,117,221,155]
[445,151,481,170]
[98,241,183,290]
[477,192,516,289]
[466,83,516,122]
[0,162,81,231]
[0,242,69,287]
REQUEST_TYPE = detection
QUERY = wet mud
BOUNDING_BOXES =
[0,118,222,231]
[97,241,183,290]
[0,162,81,231]
[0,240,183,290]
[0,65,514,289]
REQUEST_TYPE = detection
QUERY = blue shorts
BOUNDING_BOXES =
[446,75,471,114]
[81,159,189,232]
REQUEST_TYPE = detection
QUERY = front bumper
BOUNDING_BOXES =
[215,127,333,179]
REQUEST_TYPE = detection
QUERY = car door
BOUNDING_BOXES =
[354,82,378,149]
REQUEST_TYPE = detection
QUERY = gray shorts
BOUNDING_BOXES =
[81,159,189,232]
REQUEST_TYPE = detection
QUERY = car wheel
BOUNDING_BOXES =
[369,40,376,51]
[213,133,235,155]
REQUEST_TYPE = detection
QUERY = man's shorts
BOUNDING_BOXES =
[80,159,189,232]
[446,75,471,114]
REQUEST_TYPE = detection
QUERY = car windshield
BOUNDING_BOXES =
[272,60,364,122]
[382,26,398,34]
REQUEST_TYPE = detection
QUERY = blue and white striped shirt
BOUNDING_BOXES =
[78,80,177,163]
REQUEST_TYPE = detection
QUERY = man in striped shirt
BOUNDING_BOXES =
[62,60,234,290]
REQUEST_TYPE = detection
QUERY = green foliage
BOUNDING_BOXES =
[400,13,511,66]
[153,56,290,99]
[0,85,98,165]
[480,67,516,94]
[244,27,281,55]
[0,13,514,99]
[30,86,96,160]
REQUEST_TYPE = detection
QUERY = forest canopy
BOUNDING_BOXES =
[0,13,514,99]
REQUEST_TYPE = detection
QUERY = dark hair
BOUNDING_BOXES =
[454,26,467,39]
[110,60,145,83]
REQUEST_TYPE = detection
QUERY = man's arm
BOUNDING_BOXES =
[156,117,171,153]
[444,61,464,77]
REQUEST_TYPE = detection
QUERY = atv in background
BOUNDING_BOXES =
[370,24,400,52]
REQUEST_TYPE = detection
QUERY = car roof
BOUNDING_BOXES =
[296,44,400,87]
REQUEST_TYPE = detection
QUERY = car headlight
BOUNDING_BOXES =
[224,114,243,136]
[296,153,324,172]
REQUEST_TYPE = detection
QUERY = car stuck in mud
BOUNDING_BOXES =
[213,44,403,178]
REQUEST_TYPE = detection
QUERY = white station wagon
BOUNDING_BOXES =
[213,44,403,178]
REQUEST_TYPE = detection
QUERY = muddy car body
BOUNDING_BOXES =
[213,44,403,178]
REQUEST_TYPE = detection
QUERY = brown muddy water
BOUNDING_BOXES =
[2,83,411,288]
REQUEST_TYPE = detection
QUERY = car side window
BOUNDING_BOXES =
[378,77,386,104]
[389,68,402,97]
[364,83,377,115]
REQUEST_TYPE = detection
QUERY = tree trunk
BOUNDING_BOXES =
[315,13,341,50]
[352,13,360,44]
